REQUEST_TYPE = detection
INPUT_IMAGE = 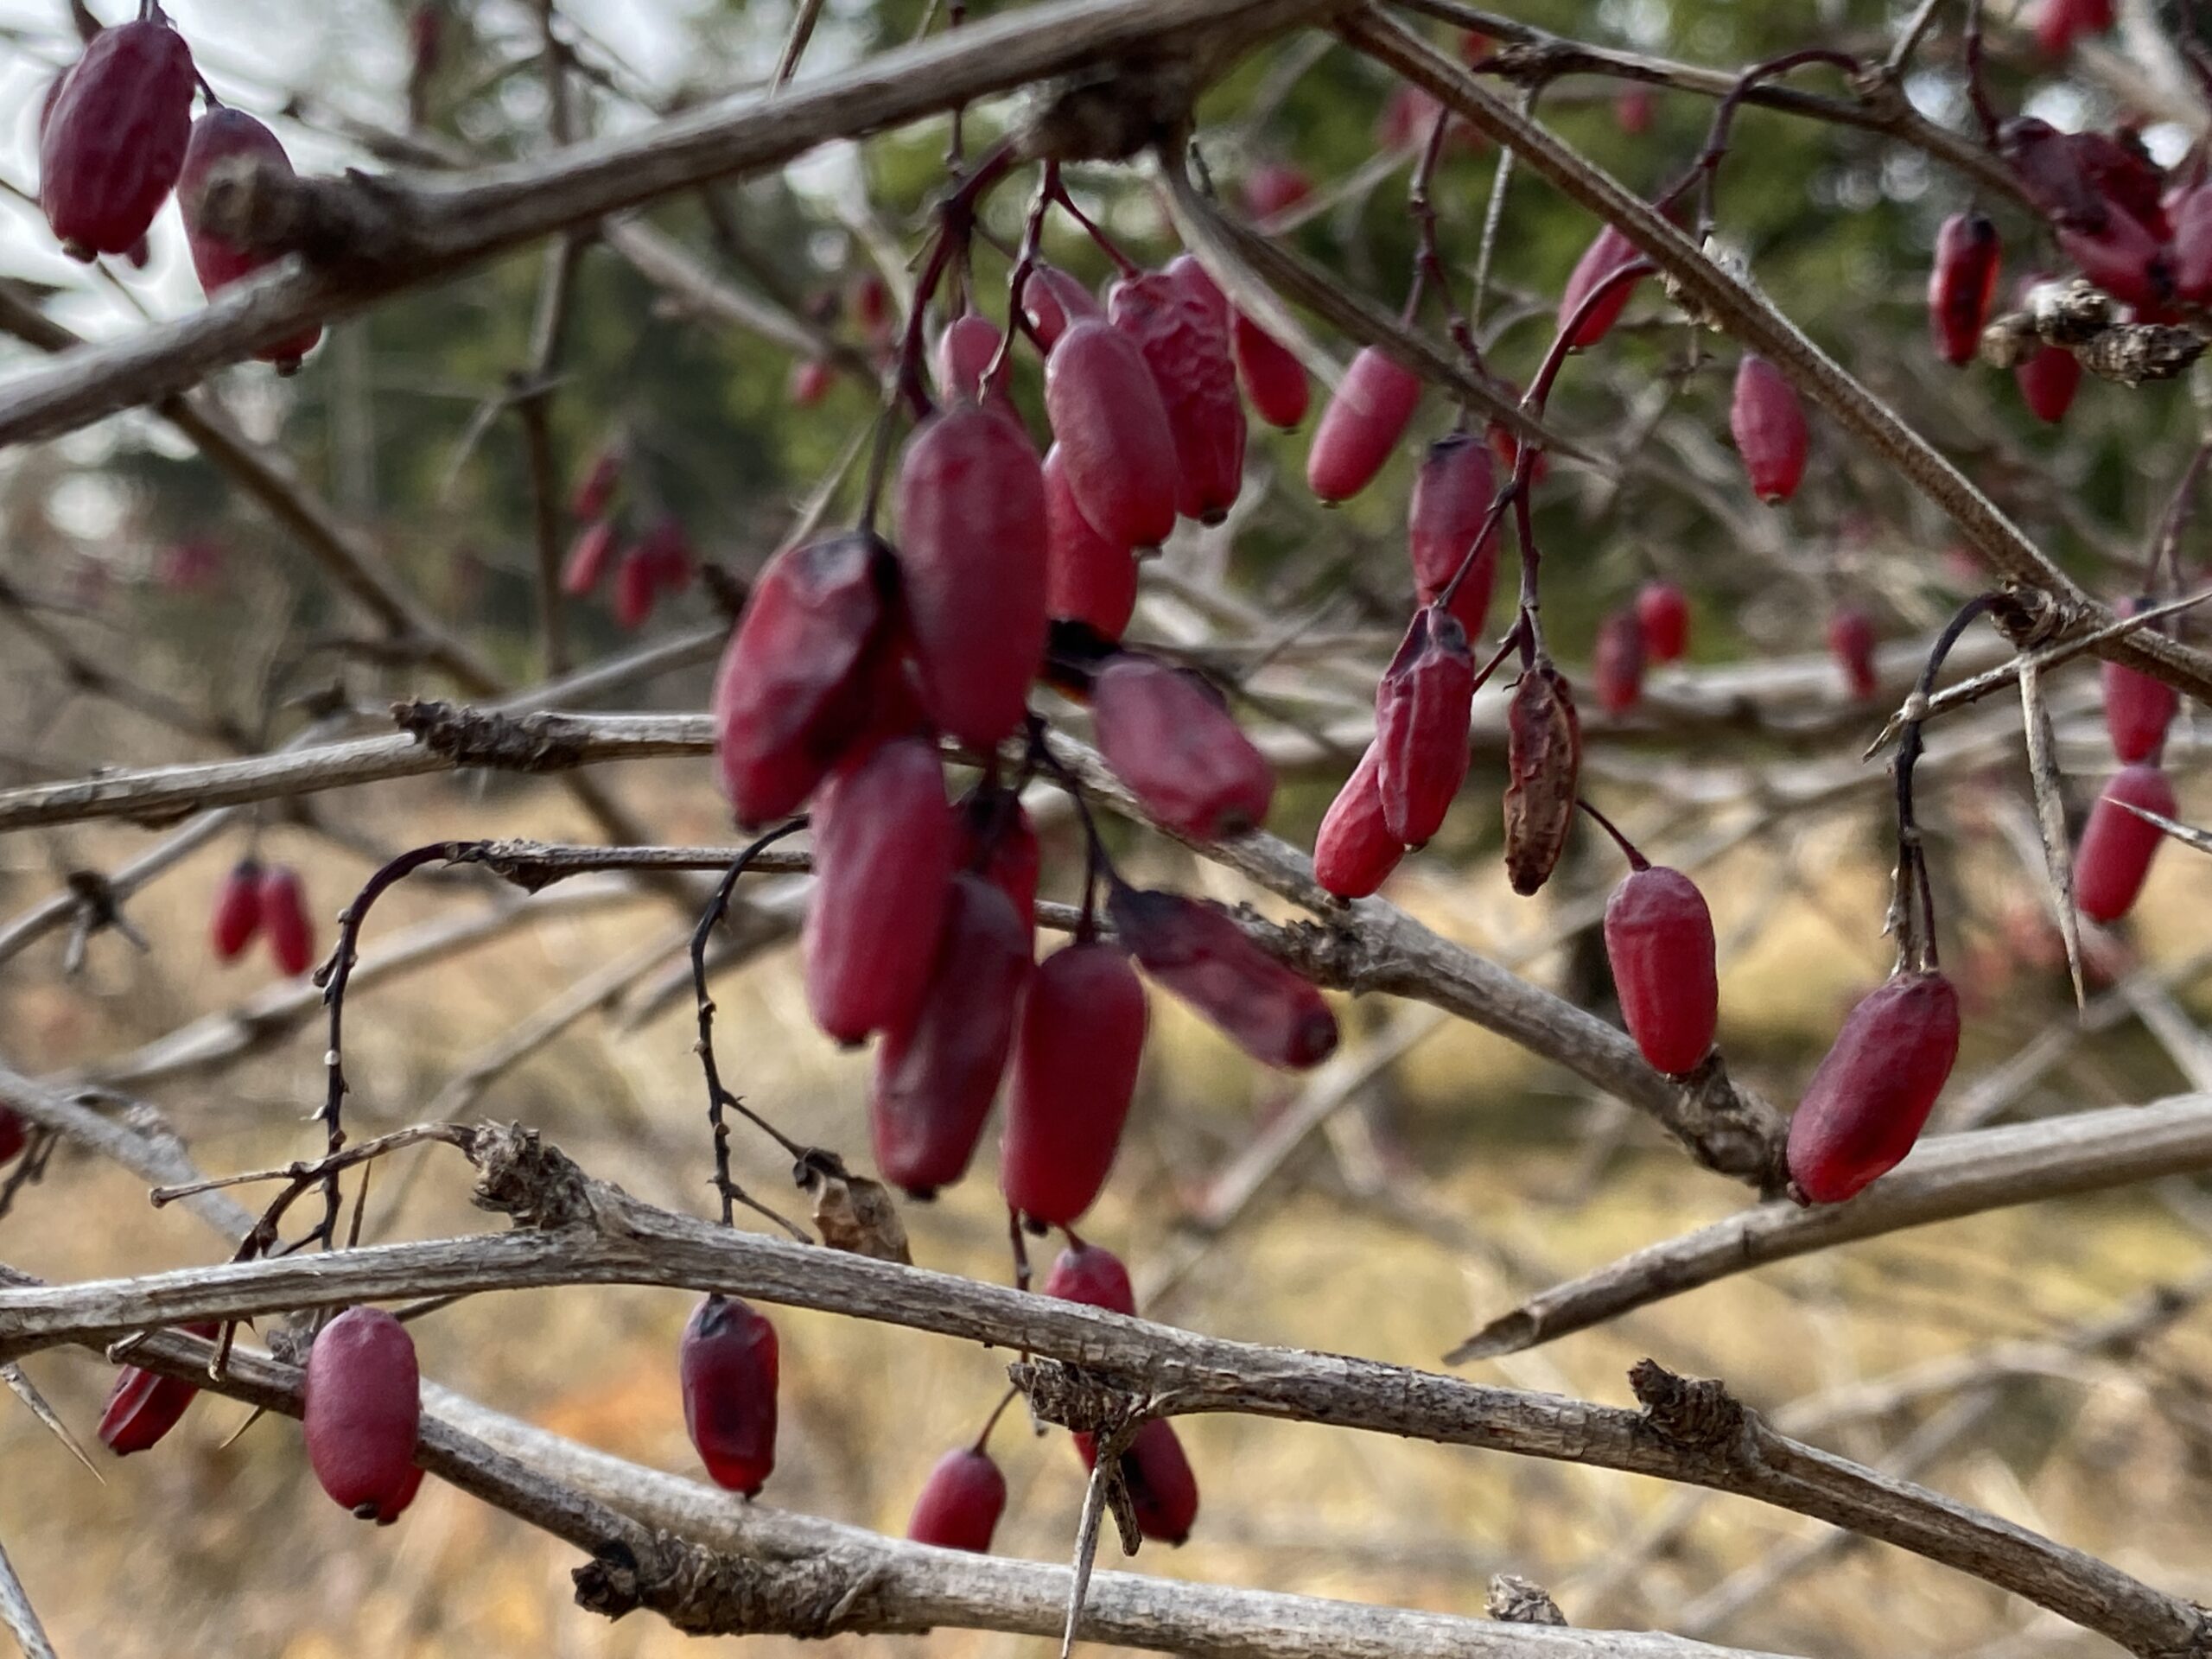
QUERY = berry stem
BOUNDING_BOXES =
[1046,173,1137,276]
[1892,593,1998,975]
[971,1384,1021,1455]
[2145,438,2212,598]
[1575,797,1649,872]
[1404,107,1485,376]
[1961,0,2002,145]
[1656,48,1861,241]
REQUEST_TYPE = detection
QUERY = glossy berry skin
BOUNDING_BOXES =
[1092,656,1274,841]
[259,865,315,976]
[907,1448,1007,1553]
[2076,763,2176,924]
[1559,224,1644,350]
[895,404,1050,750]
[1928,213,2000,367]
[1112,266,1245,524]
[1636,582,1690,663]
[934,315,1016,423]
[1043,444,1138,640]
[1407,434,1499,639]
[2101,601,2178,765]
[40,21,195,260]
[1042,1240,1138,1313]
[804,736,957,1046]
[872,874,1031,1197]
[680,1295,779,1497]
[1044,321,1179,551]
[1374,607,1474,846]
[712,531,890,827]
[0,1106,23,1168]
[1107,885,1338,1070]
[1307,348,1421,504]
[1076,1419,1200,1547]
[1828,607,1878,701]
[1314,743,1404,900]
[2016,339,2082,423]
[957,786,1039,932]
[1729,355,1808,505]
[570,449,623,521]
[303,1307,421,1522]
[1233,313,1311,431]
[999,942,1147,1227]
[1604,868,1719,1076]
[612,545,656,629]
[1503,664,1580,898]
[177,109,322,370]
[1022,264,1103,351]
[211,857,264,963]
[561,519,616,595]
[1786,973,1961,1204]
[97,1324,218,1457]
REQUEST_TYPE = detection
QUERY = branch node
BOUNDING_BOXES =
[467,1121,597,1230]
[571,1533,878,1637]
[1628,1359,1746,1450]
[392,699,590,772]
[1485,1573,1568,1626]
[1019,57,1198,162]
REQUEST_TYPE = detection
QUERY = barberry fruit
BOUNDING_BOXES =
[788,358,833,408]
[1559,225,1644,350]
[1592,609,1645,716]
[1786,972,1961,1203]
[1044,320,1179,550]
[1635,581,1690,663]
[1107,885,1338,1070]
[1112,265,1245,524]
[560,519,617,595]
[906,1448,1007,1553]
[1307,347,1421,504]
[999,942,1147,1227]
[1075,1419,1199,1547]
[1407,433,1500,639]
[570,448,623,521]
[1374,606,1474,846]
[956,785,1040,932]
[178,109,322,370]
[1022,264,1103,351]
[40,19,195,260]
[1929,212,2000,367]
[1233,312,1311,431]
[1603,867,1719,1075]
[1091,655,1274,841]
[680,1295,779,1497]
[2058,207,2167,308]
[211,856,264,963]
[612,545,656,629]
[97,1324,217,1457]
[2076,762,2176,923]
[1314,743,1404,900]
[303,1306,421,1522]
[639,517,695,594]
[1827,607,1878,701]
[258,865,315,976]
[1044,443,1138,640]
[1243,162,1312,220]
[1041,1239,1138,1313]
[934,314,1016,421]
[1503,664,1580,896]
[1729,354,1808,505]
[2016,337,2082,423]
[2101,601,2179,764]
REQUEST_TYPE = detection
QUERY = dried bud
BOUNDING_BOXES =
[1502,664,1580,896]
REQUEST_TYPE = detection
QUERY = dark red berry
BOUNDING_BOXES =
[258,865,314,976]
[1999,118,2106,227]
[1559,224,1644,350]
[2076,762,2175,923]
[906,1448,1007,1553]
[803,735,957,1045]
[1314,743,1403,900]
[680,1295,779,1497]
[1243,162,1312,220]
[999,941,1147,1227]
[1044,443,1138,640]
[177,109,321,371]
[1928,213,2000,367]
[1827,607,1878,701]
[1107,885,1338,1070]
[2058,207,2167,308]
[97,1324,217,1457]
[788,357,833,408]
[1407,433,1500,640]
[1022,264,1103,351]
[1374,606,1474,846]
[211,856,263,963]
[2101,601,2179,765]
[570,448,623,521]
[1044,319,1180,550]
[1592,609,1645,716]
[1112,264,1245,524]
[2035,0,2113,56]
[1636,582,1690,663]
[1307,347,1421,504]
[2071,130,2166,236]
[639,517,695,594]
[2172,184,2212,302]
[612,545,656,629]
[560,519,617,596]
[1730,354,1808,505]
[1091,656,1274,841]
[1042,1239,1138,1313]
[1786,972,1961,1203]
[956,785,1039,932]
[1503,664,1580,897]
[40,20,195,260]
[0,1106,23,1168]
[303,1306,421,1522]
[375,1464,426,1527]
[2017,338,2082,423]
[1604,867,1719,1075]
[1075,1419,1199,1546]
[1233,312,1311,431]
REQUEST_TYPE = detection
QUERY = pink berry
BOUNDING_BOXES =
[1786,973,1961,1203]
[1306,347,1422,504]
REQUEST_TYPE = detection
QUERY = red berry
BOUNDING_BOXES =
[1306,347,1421,504]
[1635,581,1690,663]
[1785,973,1961,1203]
[1559,224,1645,350]
[680,1295,779,1497]
[612,545,656,629]
[1729,354,1808,505]
[1044,319,1180,550]
[1374,606,1474,846]
[560,519,617,596]
[2071,130,2166,238]
[2076,762,2176,923]
[872,873,1031,1197]
[1044,443,1138,640]
[177,109,321,371]
[0,1106,23,1168]
[1075,1419,1199,1546]
[906,1448,1007,1553]
[1407,433,1500,639]
[1314,743,1404,900]
[640,517,695,594]
[258,865,315,976]
[956,785,1039,932]
[40,20,195,261]
[1592,609,1645,716]
[1042,1239,1138,1312]
[375,1464,426,1528]
[2101,600,2179,765]
[788,357,833,408]
[999,941,1147,1227]
[894,403,1051,750]
[1111,265,1245,524]
[1233,312,1311,431]
[156,538,223,591]
[1503,664,1580,897]
[211,856,264,963]
[853,274,893,337]
[97,1324,217,1457]
[803,735,957,1045]
[1827,607,1878,701]
[1929,212,2000,367]
[1486,381,1550,487]
[1022,264,1103,351]
[711,531,890,828]
[1107,885,1338,1070]
[570,448,623,521]
[2016,339,2082,423]
[1999,118,2105,227]
[933,315,1016,422]
[1604,867,1719,1075]
[1459,29,1490,64]
[1615,86,1656,135]
[1243,162,1312,220]
[303,1306,421,1522]
[1091,656,1274,841]
[2171,184,2212,302]
[2035,0,2113,55]
[2057,207,2167,308]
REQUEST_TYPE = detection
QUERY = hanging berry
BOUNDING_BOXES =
[560,520,618,596]
[1107,885,1338,1070]
[1021,264,1103,351]
[1041,1239,1138,1313]
[211,856,264,963]
[612,545,657,629]
[2075,762,2176,923]
[999,942,1148,1227]
[258,865,315,976]
[1307,347,1423,505]
[2100,601,2178,766]
[1827,607,1878,701]
[1558,224,1645,350]
[1635,582,1690,664]
[933,314,1014,418]
[1592,610,1646,716]
[2015,335,2082,423]
[1075,1420,1201,1547]
[570,448,624,522]
[1043,444,1138,641]
[97,1325,217,1457]
[679,1295,779,1497]
[1603,865,1719,1076]
[40,17,196,260]
[906,1447,1007,1553]
[1114,261,1246,524]
[955,785,1040,932]
[1314,744,1404,900]
[1091,656,1274,841]
[1785,973,1961,1203]
[1729,354,1808,505]
[1927,212,2001,367]
[1374,606,1475,846]
[1043,319,1180,550]
[1503,664,1580,897]
[177,109,322,371]
[303,1307,421,1522]
[1407,433,1500,640]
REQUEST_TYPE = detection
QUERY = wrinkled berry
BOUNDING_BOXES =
[1503,664,1580,897]
[1729,354,1808,505]
[1112,264,1245,524]
[1374,606,1474,846]
[1108,885,1338,1070]
[40,20,195,260]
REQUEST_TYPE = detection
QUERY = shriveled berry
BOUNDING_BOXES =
[1785,973,1961,1203]
[788,357,833,408]
[2101,600,2178,765]
[1929,212,2000,367]
[2076,762,2176,923]
[1107,885,1338,1070]
[999,941,1147,1227]
[1559,224,1644,350]
[1503,664,1580,897]
[612,545,656,629]
[1407,433,1500,639]
[560,519,617,596]
[1729,354,1808,505]
[1307,347,1421,504]
[1075,1419,1199,1546]
[680,1295,779,1497]
[1636,581,1690,663]
[1828,607,1878,701]
[907,1448,1007,1553]
[956,785,1039,932]
[40,20,195,260]
[98,1324,218,1457]
[1315,743,1403,900]
[712,531,890,827]
[1243,162,1312,220]
[1044,320,1179,550]
[1592,609,1645,716]
[1044,443,1138,640]
[1022,264,1103,351]
[259,865,315,976]
[1041,1239,1138,1313]
[178,109,322,370]
[1112,265,1245,524]
[303,1306,421,1522]
[803,735,957,1045]
[1233,312,1311,431]
[872,873,1030,1197]
[1604,867,1719,1075]
[1374,606,1474,846]
[1092,656,1274,841]
[211,856,264,963]
[570,448,623,521]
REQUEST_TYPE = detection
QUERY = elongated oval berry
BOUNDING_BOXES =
[1307,348,1422,504]
[1730,355,1808,505]
[98,1323,218,1457]
[2017,338,2082,423]
[1785,972,1961,1204]
[1023,264,1103,351]
[1559,224,1644,349]
[613,545,656,629]
[1374,607,1474,846]
[570,448,623,521]
[1593,609,1645,716]
[303,1306,421,1522]
[40,20,195,260]
[907,1448,1007,1553]
[1503,664,1580,897]
[1000,942,1147,1227]
[1604,867,1719,1075]
[2058,207,2167,308]
[804,735,957,1045]
[1233,312,1311,431]
[1928,213,2001,367]
[1042,1238,1138,1312]
[211,856,264,963]
[957,785,1039,932]
[680,1295,779,1497]
[1044,321,1179,551]
[788,357,833,408]
[2076,762,2176,923]
[177,108,321,370]
[2101,601,2178,765]
[895,404,1050,749]
[1315,743,1404,900]
[1107,885,1338,1070]
[934,315,1017,423]
[561,519,617,596]
[1407,433,1500,639]
[873,874,1031,1197]
[1636,581,1690,663]
[1044,444,1137,640]
[1828,607,1878,701]
[0,1106,23,1168]
[712,531,890,827]
[1113,265,1245,524]
[259,865,315,976]
[2073,130,2165,235]
[641,517,695,594]
[1616,86,1656,134]
[1076,1419,1199,1546]
[1092,656,1274,841]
